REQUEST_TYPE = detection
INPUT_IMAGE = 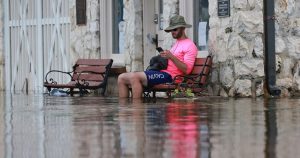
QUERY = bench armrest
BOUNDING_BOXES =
[44,70,73,84]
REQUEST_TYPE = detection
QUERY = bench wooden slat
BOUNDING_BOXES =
[74,66,106,73]
[198,57,212,85]
[72,74,104,81]
[190,65,205,75]
[44,81,78,88]
[193,58,208,65]
[76,59,112,66]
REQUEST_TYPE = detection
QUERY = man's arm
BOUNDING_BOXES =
[160,44,197,74]
[160,50,189,74]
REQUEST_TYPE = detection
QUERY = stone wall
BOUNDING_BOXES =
[209,0,266,97]
[69,0,100,64]
[275,0,300,96]
[209,0,300,97]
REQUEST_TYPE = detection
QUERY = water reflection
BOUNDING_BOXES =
[163,101,210,158]
[208,99,266,158]
[1,93,300,158]
[264,99,277,158]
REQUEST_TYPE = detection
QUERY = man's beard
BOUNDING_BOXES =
[172,29,184,39]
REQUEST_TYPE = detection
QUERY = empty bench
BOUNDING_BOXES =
[44,59,113,96]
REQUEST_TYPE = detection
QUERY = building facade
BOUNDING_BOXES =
[0,0,300,97]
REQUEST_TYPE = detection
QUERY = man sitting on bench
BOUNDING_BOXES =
[118,15,198,99]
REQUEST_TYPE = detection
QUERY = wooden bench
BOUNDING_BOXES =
[144,56,213,98]
[44,59,113,96]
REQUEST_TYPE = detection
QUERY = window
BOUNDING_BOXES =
[100,0,124,65]
[112,0,124,54]
[194,0,209,51]
[76,0,86,25]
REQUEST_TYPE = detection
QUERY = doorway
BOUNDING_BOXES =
[143,0,164,70]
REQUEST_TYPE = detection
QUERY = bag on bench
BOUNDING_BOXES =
[146,55,168,71]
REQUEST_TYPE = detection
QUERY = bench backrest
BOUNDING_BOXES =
[71,59,113,82]
[189,56,213,85]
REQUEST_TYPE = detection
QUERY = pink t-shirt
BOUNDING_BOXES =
[162,38,198,78]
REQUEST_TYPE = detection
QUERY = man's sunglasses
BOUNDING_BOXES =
[171,28,178,32]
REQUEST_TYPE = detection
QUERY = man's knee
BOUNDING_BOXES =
[118,72,145,84]
[130,73,147,85]
[118,73,128,84]
[118,72,135,83]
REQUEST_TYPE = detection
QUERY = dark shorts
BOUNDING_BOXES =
[144,70,172,86]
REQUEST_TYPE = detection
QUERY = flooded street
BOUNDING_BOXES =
[0,93,300,158]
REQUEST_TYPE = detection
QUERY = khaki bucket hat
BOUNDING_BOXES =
[164,15,192,32]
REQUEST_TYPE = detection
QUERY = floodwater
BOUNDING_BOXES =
[0,93,300,158]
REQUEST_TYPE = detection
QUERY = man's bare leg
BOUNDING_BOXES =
[118,72,147,98]
[130,72,147,98]
[118,73,131,98]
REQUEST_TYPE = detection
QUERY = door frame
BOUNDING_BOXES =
[4,0,10,91]
[143,0,166,69]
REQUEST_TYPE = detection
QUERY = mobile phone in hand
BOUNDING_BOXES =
[156,47,164,53]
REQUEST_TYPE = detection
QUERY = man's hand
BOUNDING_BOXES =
[160,50,188,74]
[160,50,172,58]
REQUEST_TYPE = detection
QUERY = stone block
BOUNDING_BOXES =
[286,36,300,58]
[255,81,264,97]
[220,64,234,88]
[208,0,218,16]
[276,0,296,15]
[227,35,248,58]
[211,67,219,83]
[233,0,248,10]
[248,0,257,10]
[275,37,287,53]
[89,21,99,33]
[219,87,229,97]
[293,61,300,90]
[88,1,99,21]
[279,57,294,77]
[255,0,263,11]
[234,58,264,77]
[277,78,293,88]
[275,55,282,73]
[232,11,263,34]
[233,79,252,97]
[253,35,264,58]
